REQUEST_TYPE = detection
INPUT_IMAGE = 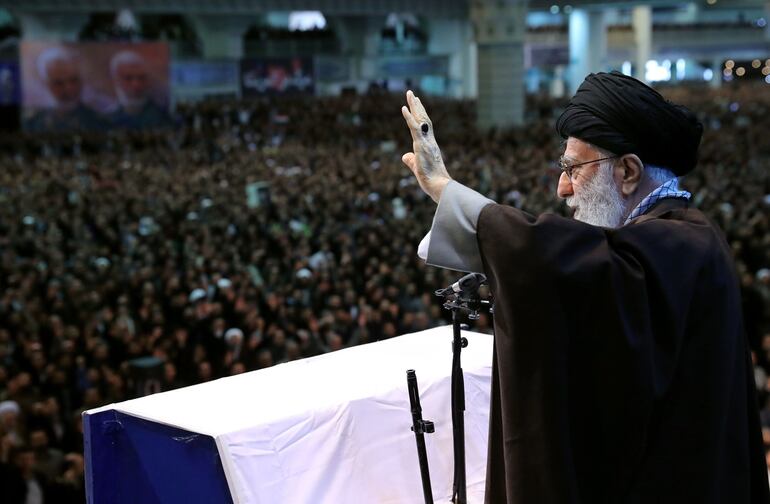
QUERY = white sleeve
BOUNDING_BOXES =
[417,231,432,261]
[416,180,494,273]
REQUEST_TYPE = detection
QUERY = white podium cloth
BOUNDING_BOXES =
[86,326,493,503]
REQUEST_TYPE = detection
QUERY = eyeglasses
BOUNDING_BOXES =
[557,155,618,181]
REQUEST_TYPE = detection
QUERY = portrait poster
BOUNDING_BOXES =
[20,42,170,132]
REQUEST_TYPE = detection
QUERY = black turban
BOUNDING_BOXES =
[556,71,703,176]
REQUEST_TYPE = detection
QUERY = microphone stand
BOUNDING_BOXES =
[407,369,435,504]
[435,275,490,504]
[450,305,467,504]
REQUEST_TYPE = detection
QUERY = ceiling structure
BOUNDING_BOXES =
[528,0,765,8]
[0,0,766,15]
[0,1,465,16]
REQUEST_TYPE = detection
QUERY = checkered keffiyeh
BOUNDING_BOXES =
[624,178,691,225]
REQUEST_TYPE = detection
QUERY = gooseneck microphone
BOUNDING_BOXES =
[436,273,487,297]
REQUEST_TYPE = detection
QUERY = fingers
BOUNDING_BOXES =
[401,105,419,133]
[406,90,431,126]
[403,91,436,148]
[401,106,421,144]
[401,152,417,174]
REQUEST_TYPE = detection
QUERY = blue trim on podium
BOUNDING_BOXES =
[84,410,233,504]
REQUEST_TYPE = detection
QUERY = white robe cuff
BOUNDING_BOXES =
[418,180,494,273]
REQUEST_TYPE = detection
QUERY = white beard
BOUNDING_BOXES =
[566,162,627,228]
[53,98,78,113]
[116,87,148,113]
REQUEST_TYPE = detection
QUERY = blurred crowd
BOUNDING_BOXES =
[0,83,769,501]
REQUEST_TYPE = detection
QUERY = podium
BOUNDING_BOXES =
[84,326,493,503]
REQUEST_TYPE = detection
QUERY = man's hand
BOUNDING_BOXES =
[401,90,451,203]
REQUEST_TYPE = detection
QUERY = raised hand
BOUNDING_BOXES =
[401,90,452,203]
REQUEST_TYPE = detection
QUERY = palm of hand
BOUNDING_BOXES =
[401,90,452,202]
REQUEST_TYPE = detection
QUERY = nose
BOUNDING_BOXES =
[557,172,573,199]
[65,82,79,99]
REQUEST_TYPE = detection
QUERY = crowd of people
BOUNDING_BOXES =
[0,83,768,501]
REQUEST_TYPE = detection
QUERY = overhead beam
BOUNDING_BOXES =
[527,0,766,9]
[0,0,469,17]
[3,0,764,17]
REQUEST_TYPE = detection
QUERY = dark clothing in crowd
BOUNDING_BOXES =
[24,103,107,133]
[0,462,27,504]
[0,89,768,503]
[109,101,173,130]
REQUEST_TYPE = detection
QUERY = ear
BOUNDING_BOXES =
[618,154,644,196]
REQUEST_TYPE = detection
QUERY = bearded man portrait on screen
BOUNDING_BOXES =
[25,46,106,132]
[108,50,172,130]
[400,71,769,503]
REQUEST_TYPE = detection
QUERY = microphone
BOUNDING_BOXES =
[436,273,486,297]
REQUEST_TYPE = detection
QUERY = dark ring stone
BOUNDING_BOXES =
[421,123,429,134]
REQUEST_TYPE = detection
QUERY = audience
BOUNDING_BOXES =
[0,84,768,500]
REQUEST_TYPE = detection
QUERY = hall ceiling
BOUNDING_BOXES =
[0,0,764,15]
[529,0,764,7]
[1,0,464,16]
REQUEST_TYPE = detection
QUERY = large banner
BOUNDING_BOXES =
[171,60,238,89]
[21,42,171,132]
[171,60,239,100]
[0,61,20,131]
[375,56,449,78]
[0,61,20,105]
[240,57,314,97]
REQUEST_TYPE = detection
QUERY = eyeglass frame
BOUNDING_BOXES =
[558,155,619,181]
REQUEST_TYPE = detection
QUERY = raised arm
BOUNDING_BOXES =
[400,90,452,203]
[401,90,494,273]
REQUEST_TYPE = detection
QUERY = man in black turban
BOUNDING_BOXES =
[398,72,769,504]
